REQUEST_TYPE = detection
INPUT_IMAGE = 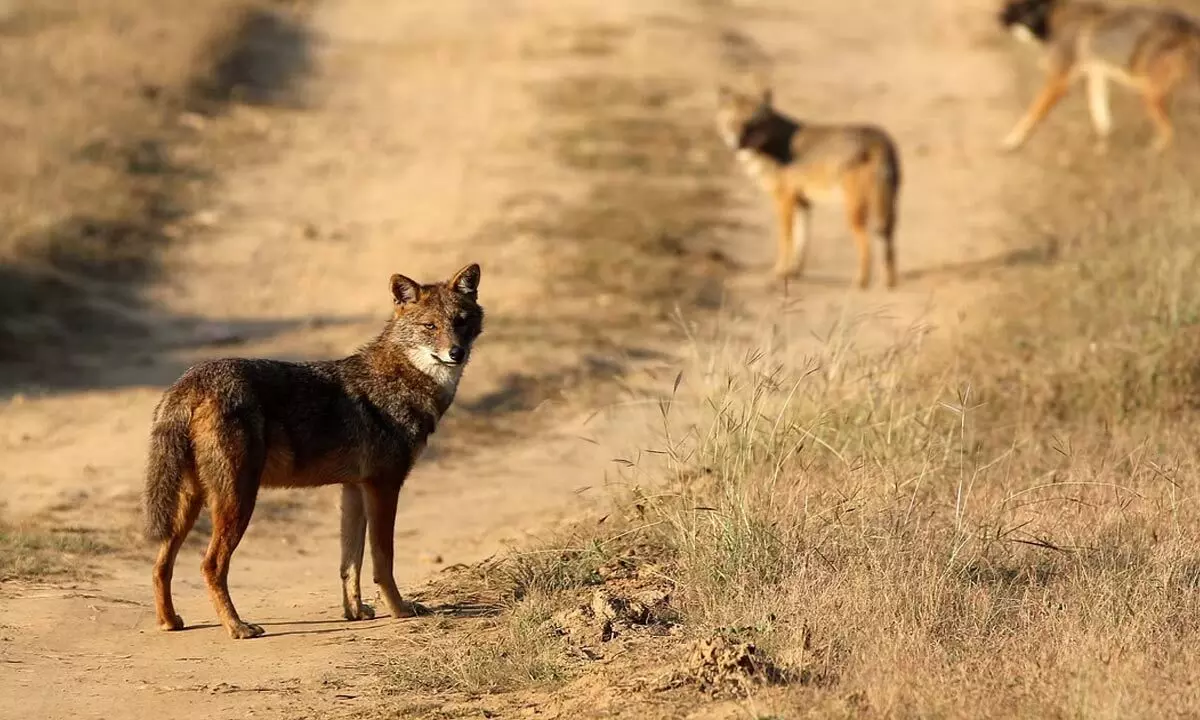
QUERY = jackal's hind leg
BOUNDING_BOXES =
[340,484,374,621]
[153,490,203,631]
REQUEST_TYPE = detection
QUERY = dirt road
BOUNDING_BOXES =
[1,0,1033,716]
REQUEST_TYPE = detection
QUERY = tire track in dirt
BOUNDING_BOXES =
[448,19,746,432]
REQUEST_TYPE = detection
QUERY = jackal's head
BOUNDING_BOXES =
[715,85,773,150]
[384,263,484,388]
[999,0,1056,44]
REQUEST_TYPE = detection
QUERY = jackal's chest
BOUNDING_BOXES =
[735,149,782,189]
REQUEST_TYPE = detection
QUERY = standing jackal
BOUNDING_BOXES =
[999,0,1200,153]
[716,85,902,289]
[144,264,484,639]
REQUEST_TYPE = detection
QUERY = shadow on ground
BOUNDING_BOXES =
[0,2,318,396]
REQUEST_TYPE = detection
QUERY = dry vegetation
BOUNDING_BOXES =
[380,119,1200,719]
[0,522,111,582]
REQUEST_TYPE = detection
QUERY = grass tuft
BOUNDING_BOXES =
[0,522,111,582]
[387,593,572,695]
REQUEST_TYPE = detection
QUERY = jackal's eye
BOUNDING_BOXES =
[422,322,436,330]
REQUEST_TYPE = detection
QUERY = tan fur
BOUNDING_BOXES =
[999,0,1200,153]
[716,85,902,289]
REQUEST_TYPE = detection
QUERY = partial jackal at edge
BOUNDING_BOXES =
[999,0,1200,154]
[716,84,902,290]
[144,263,484,639]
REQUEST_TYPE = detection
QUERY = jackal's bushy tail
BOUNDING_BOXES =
[144,398,194,541]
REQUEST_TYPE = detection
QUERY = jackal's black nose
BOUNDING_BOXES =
[448,346,466,363]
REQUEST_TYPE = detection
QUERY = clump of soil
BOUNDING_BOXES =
[546,586,677,648]
[672,635,788,698]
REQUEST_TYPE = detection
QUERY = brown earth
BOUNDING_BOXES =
[0,0,1077,717]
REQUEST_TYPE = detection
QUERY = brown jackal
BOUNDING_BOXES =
[144,264,484,639]
[999,0,1200,153]
[716,85,902,289]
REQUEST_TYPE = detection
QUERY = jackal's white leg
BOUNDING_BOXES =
[791,205,812,276]
[1086,72,1112,153]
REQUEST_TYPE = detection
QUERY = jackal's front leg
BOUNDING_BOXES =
[364,482,421,620]
[340,485,374,621]
[1002,67,1071,152]
[1086,71,1112,154]
[771,188,798,278]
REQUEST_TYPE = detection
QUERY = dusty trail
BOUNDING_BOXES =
[1,0,1031,717]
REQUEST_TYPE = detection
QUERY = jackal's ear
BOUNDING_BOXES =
[450,263,481,298]
[760,88,773,107]
[390,273,421,306]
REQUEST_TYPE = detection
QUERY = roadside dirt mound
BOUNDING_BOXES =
[675,635,789,698]
[548,586,677,646]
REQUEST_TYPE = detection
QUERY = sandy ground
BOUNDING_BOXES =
[0,0,1039,716]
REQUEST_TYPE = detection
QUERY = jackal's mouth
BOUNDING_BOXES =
[430,352,464,367]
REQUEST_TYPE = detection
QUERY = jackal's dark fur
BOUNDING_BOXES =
[144,264,483,639]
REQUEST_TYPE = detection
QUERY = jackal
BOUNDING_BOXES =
[716,85,901,289]
[999,0,1200,153]
[144,264,484,639]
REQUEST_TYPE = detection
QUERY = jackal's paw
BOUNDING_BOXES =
[227,621,265,640]
[769,267,801,294]
[158,614,185,631]
[391,600,430,619]
[999,134,1024,153]
[344,602,376,621]
[765,274,795,295]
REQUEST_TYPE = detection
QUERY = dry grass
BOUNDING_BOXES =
[0,522,111,582]
[388,128,1200,716]
[387,595,572,696]
[371,5,1200,716]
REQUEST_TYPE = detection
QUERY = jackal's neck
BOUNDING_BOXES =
[355,333,461,417]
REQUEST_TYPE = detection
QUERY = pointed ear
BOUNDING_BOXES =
[390,273,421,306]
[450,263,481,298]
[761,88,773,107]
[749,70,771,99]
